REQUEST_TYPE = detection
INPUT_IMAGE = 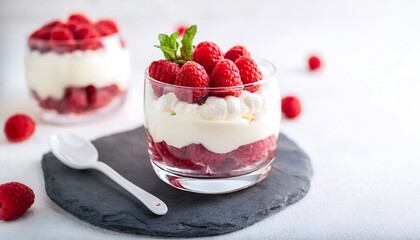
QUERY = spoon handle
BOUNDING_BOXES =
[93,161,168,215]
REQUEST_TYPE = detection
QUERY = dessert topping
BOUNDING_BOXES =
[224,45,251,62]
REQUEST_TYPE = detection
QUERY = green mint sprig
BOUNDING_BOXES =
[154,25,197,65]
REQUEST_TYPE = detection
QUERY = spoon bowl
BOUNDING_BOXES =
[50,132,98,169]
[49,132,168,215]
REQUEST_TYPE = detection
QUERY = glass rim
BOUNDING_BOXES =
[144,58,277,91]
[27,33,121,44]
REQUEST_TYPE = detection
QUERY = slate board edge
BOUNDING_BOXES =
[41,128,313,238]
[42,159,311,238]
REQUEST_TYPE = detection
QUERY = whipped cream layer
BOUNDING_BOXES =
[145,74,281,154]
[25,35,131,99]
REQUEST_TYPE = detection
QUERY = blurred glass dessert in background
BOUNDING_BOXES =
[25,13,131,124]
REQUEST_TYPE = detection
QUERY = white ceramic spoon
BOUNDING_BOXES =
[49,132,168,215]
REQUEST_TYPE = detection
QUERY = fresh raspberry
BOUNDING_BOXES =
[60,88,88,113]
[95,19,119,36]
[0,182,35,221]
[4,114,36,143]
[73,24,101,50]
[148,60,180,97]
[49,26,75,53]
[29,28,50,40]
[193,41,224,75]
[188,144,225,167]
[176,25,187,36]
[235,56,263,93]
[41,20,62,30]
[210,59,243,97]
[66,22,79,34]
[224,45,251,62]
[68,13,91,24]
[29,28,51,52]
[281,95,302,119]
[174,61,210,103]
[308,55,322,71]
[49,26,74,39]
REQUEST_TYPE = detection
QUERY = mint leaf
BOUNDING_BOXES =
[158,34,170,45]
[155,33,178,60]
[154,25,198,63]
[170,32,179,43]
[154,45,177,59]
[180,25,197,61]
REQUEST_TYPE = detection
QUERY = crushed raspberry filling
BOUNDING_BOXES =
[31,84,123,114]
[146,130,277,177]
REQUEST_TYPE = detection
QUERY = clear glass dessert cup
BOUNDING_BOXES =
[144,59,280,194]
[25,34,131,124]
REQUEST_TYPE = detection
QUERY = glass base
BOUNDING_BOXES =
[38,96,125,125]
[151,160,273,194]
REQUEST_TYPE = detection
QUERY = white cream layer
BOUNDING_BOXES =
[25,35,131,99]
[145,77,281,154]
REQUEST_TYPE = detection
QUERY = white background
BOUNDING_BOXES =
[1,0,420,239]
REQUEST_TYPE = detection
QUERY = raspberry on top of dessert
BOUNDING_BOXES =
[28,13,122,53]
[148,25,265,103]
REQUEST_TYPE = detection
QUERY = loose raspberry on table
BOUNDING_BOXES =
[148,60,180,97]
[235,56,263,93]
[174,61,210,103]
[0,182,35,221]
[4,114,36,143]
[281,95,302,119]
[308,55,322,71]
[225,45,251,62]
[193,41,224,75]
[210,59,243,97]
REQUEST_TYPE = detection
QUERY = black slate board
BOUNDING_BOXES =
[42,126,313,237]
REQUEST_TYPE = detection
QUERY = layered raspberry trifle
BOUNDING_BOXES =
[144,26,280,193]
[25,13,131,123]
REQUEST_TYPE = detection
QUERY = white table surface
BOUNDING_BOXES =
[1,0,420,239]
